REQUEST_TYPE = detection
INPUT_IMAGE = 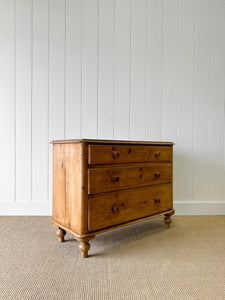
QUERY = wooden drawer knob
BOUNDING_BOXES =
[112,205,120,213]
[154,172,161,178]
[154,197,161,204]
[111,175,120,183]
[112,149,120,159]
[155,151,161,157]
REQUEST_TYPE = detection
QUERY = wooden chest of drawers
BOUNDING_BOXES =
[51,139,175,257]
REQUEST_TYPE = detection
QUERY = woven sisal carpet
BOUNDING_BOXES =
[0,216,224,300]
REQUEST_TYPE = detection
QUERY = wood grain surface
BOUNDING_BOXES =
[88,184,172,231]
[88,144,172,165]
[88,163,172,194]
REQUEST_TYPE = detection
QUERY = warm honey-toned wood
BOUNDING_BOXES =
[67,142,88,234]
[77,235,95,258]
[88,184,172,232]
[56,228,66,242]
[51,139,174,146]
[88,144,172,165]
[88,163,172,194]
[51,139,174,257]
[164,210,175,228]
[52,144,66,226]
[79,242,90,258]
[52,211,173,238]
[52,142,88,234]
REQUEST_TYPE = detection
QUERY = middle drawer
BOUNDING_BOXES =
[88,163,172,194]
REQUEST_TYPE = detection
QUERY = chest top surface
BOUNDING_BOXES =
[51,139,174,146]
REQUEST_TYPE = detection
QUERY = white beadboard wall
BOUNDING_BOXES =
[0,0,225,215]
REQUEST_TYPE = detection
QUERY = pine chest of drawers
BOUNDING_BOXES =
[51,139,175,258]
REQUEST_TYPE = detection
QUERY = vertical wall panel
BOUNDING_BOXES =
[32,0,48,203]
[193,0,211,201]
[162,0,179,202]
[114,0,130,140]
[98,0,114,139]
[130,0,147,140]
[162,0,179,142]
[15,0,32,202]
[49,0,65,140]
[49,0,65,207]
[146,0,163,141]
[208,0,225,201]
[82,0,98,138]
[176,0,195,202]
[65,0,82,139]
[0,0,15,202]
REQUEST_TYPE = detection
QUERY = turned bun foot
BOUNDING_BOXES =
[164,215,171,228]
[164,210,175,228]
[56,228,66,242]
[79,242,90,258]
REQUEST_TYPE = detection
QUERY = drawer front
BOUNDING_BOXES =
[88,144,172,165]
[88,185,172,232]
[88,163,172,194]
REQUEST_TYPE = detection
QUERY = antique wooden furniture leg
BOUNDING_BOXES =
[79,241,90,258]
[164,210,175,228]
[78,236,95,258]
[56,228,66,242]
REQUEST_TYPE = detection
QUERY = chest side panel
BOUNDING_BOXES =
[52,142,88,234]
[52,144,66,226]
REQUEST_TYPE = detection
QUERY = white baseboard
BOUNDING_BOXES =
[0,202,225,216]
[0,202,52,216]
[174,202,225,215]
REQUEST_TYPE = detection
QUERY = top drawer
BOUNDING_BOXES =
[88,144,172,165]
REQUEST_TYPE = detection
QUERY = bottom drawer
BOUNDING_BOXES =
[88,185,172,232]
